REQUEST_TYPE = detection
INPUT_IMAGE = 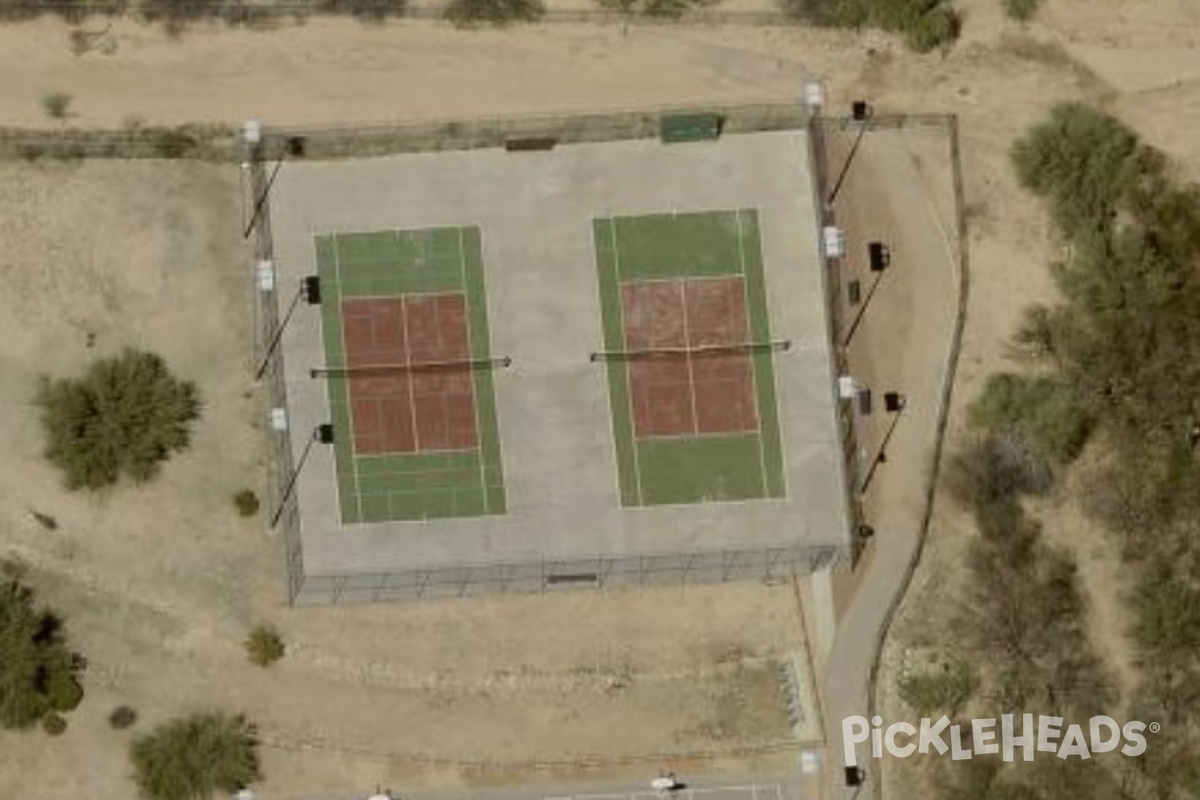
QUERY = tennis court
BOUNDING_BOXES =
[593,209,787,507]
[314,226,506,524]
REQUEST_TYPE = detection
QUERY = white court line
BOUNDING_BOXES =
[589,220,630,513]
[735,210,771,499]
[457,227,490,514]
[399,297,422,453]
[678,280,701,437]
[331,232,366,523]
[608,220,645,506]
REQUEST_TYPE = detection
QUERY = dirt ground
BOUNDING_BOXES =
[0,160,805,800]
[1,0,1199,797]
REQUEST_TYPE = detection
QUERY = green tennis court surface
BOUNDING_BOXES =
[314,227,506,523]
[593,209,786,507]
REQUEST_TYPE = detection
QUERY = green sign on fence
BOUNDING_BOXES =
[659,113,723,144]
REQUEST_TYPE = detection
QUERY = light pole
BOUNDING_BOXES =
[842,241,891,348]
[255,276,318,381]
[270,424,329,529]
[827,101,873,207]
[860,392,905,495]
[243,152,285,240]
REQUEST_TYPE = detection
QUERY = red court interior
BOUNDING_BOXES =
[619,277,759,439]
[340,294,478,455]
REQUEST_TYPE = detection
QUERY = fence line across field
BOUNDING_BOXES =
[589,339,791,363]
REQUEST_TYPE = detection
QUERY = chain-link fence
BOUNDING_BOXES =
[239,102,875,605]
[261,101,813,160]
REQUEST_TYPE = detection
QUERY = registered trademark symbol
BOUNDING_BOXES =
[1149,722,1161,734]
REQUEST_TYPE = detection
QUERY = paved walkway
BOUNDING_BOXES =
[811,118,967,800]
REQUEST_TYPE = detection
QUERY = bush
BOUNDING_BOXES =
[969,373,1092,463]
[1003,0,1038,21]
[232,490,260,518]
[1011,103,1152,236]
[945,434,1050,519]
[36,349,200,490]
[444,0,544,25]
[596,0,713,18]
[42,712,67,736]
[41,92,72,120]
[897,661,977,717]
[130,712,260,800]
[0,580,84,730]
[902,5,959,53]
[109,705,139,730]
[244,624,285,667]
[46,670,84,712]
[1132,574,1200,664]
[321,0,407,19]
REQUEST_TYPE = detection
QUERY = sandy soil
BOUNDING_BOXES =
[0,0,1198,797]
[0,160,803,800]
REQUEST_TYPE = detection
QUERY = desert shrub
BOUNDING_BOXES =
[1010,103,1154,237]
[444,0,543,25]
[130,712,260,800]
[41,92,72,120]
[945,434,1050,532]
[36,349,200,490]
[596,0,713,18]
[139,0,225,27]
[0,580,85,729]
[897,660,977,718]
[109,705,139,729]
[42,712,67,736]
[321,0,407,19]
[969,373,1092,463]
[46,669,84,712]
[244,624,285,667]
[961,532,1114,713]
[1132,574,1200,665]
[1003,0,1038,21]
[900,4,958,53]
[232,489,260,518]
[792,0,959,52]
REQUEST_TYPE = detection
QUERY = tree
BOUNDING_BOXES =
[36,349,200,490]
[130,712,260,800]
[0,580,84,730]
[1010,103,1154,237]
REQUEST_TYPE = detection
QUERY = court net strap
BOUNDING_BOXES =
[310,355,512,378]
[589,339,791,363]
